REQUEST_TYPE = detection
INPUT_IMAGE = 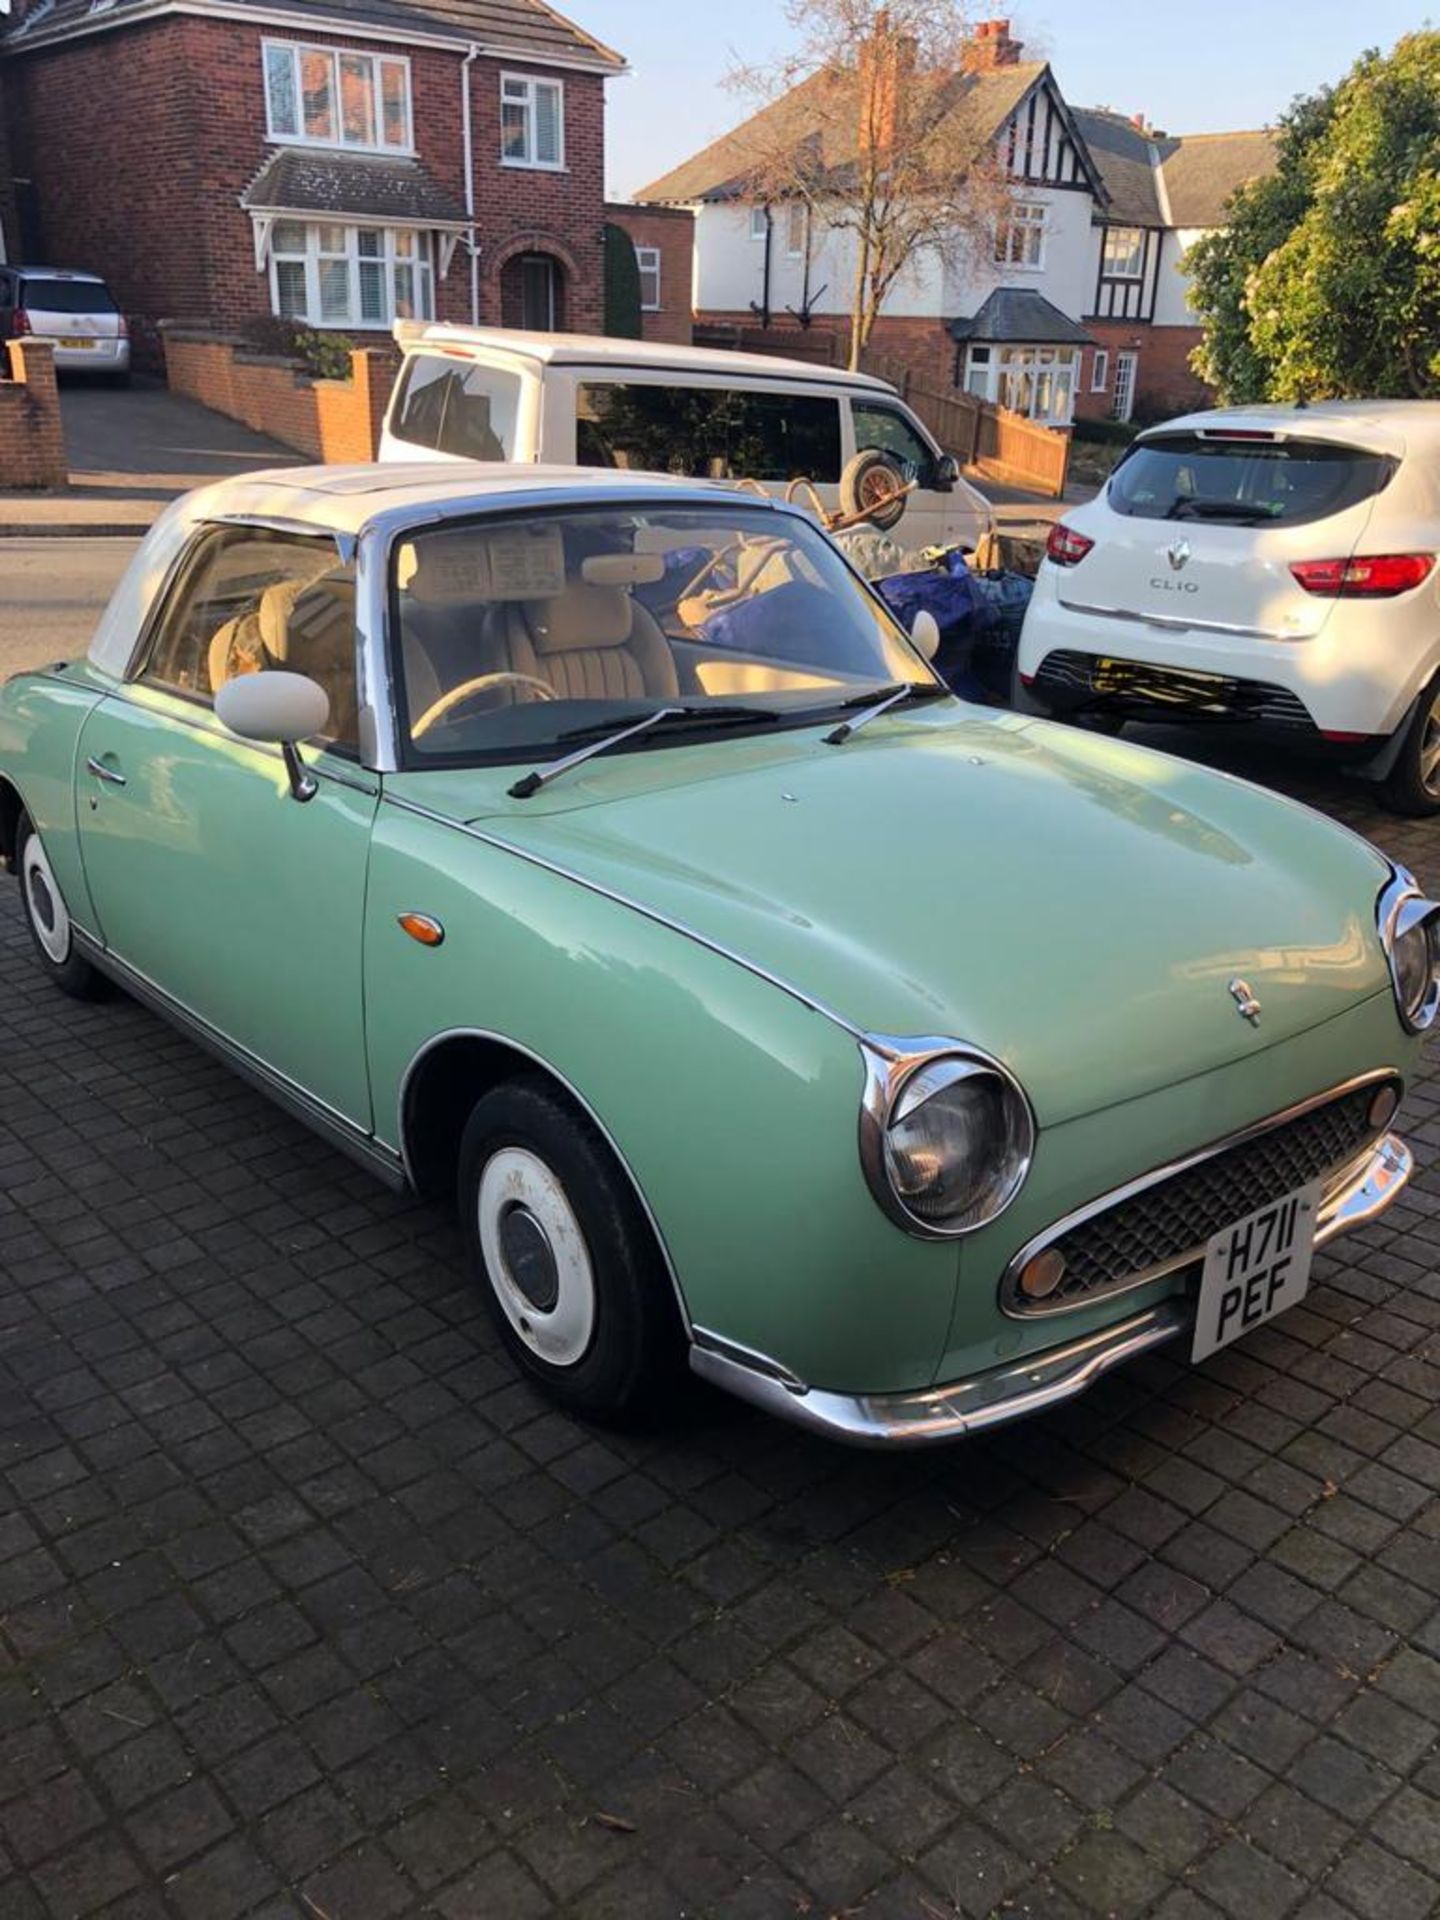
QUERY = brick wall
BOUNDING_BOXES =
[694,309,964,388]
[604,203,694,344]
[0,340,66,490]
[5,18,608,352]
[165,331,397,461]
[1076,320,1212,422]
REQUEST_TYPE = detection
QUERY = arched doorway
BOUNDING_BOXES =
[500,251,566,332]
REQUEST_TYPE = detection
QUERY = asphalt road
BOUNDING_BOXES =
[0,537,137,677]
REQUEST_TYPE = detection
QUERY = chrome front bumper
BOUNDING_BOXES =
[689,1132,1413,1448]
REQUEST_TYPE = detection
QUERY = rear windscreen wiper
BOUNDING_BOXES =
[508,704,781,798]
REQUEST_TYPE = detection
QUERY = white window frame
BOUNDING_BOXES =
[995,345,1078,425]
[1091,348,1109,392]
[267,220,435,330]
[501,72,566,171]
[749,206,769,241]
[785,201,806,259]
[635,245,661,312]
[995,199,1046,271]
[1102,226,1146,280]
[262,39,413,155]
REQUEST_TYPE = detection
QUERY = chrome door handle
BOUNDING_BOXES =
[85,756,127,787]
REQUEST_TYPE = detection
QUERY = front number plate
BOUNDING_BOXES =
[1191,1180,1321,1361]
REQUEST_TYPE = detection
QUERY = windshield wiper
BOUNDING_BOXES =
[823,682,946,746]
[508,704,781,798]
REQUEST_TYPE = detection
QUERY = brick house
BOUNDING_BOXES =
[604,201,693,345]
[0,0,625,360]
[637,19,1275,424]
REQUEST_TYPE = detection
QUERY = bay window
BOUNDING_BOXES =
[501,73,564,168]
[264,41,412,152]
[270,222,434,329]
[962,344,1078,425]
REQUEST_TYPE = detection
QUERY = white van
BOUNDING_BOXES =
[379,324,992,555]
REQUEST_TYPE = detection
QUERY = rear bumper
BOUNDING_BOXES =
[45,338,129,371]
[1018,591,1429,738]
[690,1132,1412,1447]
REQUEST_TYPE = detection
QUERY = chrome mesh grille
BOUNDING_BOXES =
[1013,1083,1389,1313]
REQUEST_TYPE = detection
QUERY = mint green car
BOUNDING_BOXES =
[2,465,1434,1444]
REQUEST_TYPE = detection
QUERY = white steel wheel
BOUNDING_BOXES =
[21,827,72,965]
[477,1146,597,1368]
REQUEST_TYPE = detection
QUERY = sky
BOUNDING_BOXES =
[585,0,1428,199]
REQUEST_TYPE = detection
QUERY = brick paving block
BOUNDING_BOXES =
[1246,1781,1353,1875]
[1051,1829,1170,1916]
[1192,1836,1303,1920]
[1325,1837,1440,1920]
[1113,1779,1214,1873]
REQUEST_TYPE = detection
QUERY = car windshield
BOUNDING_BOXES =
[22,278,118,315]
[392,502,936,764]
[1108,433,1396,528]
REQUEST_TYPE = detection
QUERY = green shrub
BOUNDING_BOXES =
[242,316,356,380]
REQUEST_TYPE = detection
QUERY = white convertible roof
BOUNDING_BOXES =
[87,463,770,677]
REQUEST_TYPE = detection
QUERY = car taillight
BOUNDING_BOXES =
[11,308,32,338]
[117,314,129,338]
[1046,522,1094,567]
[1290,554,1435,598]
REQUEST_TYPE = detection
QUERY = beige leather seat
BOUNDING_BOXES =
[486,583,680,703]
[209,573,359,749]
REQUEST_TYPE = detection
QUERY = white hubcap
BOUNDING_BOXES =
[478,1147,595,1367]
[22,833,71,965]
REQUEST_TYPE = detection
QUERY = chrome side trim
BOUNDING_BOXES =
[72,930,407,1190]
[690,1300,1192,1447]
[1057,596,1293,643]
[999,1068,1403,1318]
[381,793,862,1037]
[397,1025,693,1335]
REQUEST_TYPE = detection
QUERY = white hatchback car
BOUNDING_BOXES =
[1019,403,1440,814]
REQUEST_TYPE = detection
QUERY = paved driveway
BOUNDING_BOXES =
[0,738,1436,1920]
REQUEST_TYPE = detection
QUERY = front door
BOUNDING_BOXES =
[75,522,378,1127]
[1113,351,1138,424]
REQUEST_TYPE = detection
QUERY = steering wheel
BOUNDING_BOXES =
[412,672,556,738]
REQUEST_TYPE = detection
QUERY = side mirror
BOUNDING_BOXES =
[215,671,329,803]
[910,608,941,662]
[933,453,961,492]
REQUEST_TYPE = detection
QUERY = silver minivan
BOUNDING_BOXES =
[0,266,130,380]
[379,324,991,554]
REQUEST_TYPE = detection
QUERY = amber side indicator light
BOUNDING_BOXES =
[398,913,445,947]
[1018,1248,1067,1300]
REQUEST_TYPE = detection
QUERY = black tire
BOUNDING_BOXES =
[15,812,110,1000]
[839,448,909,531]
[457,1076,683,1423]
[1379,672,1440,816]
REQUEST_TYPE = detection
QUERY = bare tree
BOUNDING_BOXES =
[727,1,1010,368]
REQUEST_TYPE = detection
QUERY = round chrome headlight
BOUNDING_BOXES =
[860,1041,1035,1238]
[1378,869,1440,1034]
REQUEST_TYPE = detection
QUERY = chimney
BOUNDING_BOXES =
[961,18,1023,73]
[857,13,918,156]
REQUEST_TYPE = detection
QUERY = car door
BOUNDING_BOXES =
[75,521,379,1127]
[849,396,987,554]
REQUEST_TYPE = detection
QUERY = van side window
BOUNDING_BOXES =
[576,382,842,485]
[391,356,523,462]
[852,401,936,487]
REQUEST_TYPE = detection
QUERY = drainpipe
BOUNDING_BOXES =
[462,44,480,322]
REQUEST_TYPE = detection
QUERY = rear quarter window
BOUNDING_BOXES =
[21,278,119,315]
[575,381,842,484]
[390,356,523,461]
[1108,433,1396,528]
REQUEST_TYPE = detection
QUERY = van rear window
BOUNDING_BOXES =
[576,382,842,485]
[390,356,523,461]
[1109,433,1395,528]
[22,278,118,315]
